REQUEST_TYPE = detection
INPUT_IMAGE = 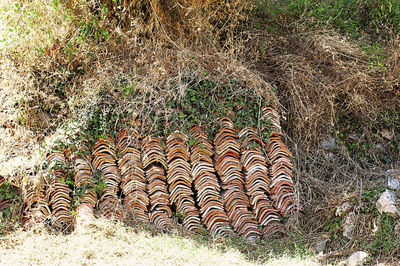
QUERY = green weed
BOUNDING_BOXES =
[333,107,400,166]
[366,214,400,256]
[257,0,400,39]
[324,215,343,240]
[70,169,106,211]
[361,186,387,214]
[362,43,387,73]
[0,180,23,231]
[159,80,267,138]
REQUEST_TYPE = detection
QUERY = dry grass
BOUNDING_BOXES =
[0,219,319,265]
[237,21,400,264]
[0,0,273,176]
[0,0,97,175]
[244,27,400,144]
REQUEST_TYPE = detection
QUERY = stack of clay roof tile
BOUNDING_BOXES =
[166,132,203,233]
[142,136,173,229]
[214,118,261,240]
[0,200,10,211]
[22,183,50,227]
[46,151,73,228]
[262,106,296,217]
[190,126,232,236]
[239,127,284,236]
[117,129,149,222]
[18,105,297,235]
[261,106,282,137]
[92,138,122,220]
[67,141,97,228]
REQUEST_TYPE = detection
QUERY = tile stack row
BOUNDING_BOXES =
[239,127,284,236]
[262,106,296,217]
[66,141,97,228]
[92,138,122,220]
[141,136,173,229]
[46,151,73,228]
[214,118,261,240]
[0,176,12,211]
[166,132,203,232]
[190,126,232,236]
[117,129,149,222]
[22,181,50,227]
[18,106,297,236]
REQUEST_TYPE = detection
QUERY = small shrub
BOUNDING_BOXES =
[0,180,23,233]
[367,214,400,256]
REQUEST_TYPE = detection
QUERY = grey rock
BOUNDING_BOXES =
[376,190,399,216]
[385,169,400,190]
[314,239,329,255]
[394,222,400,238]
[385,169,400,179]
[346,251,368,266]
[343,212,356,239]
[381,127,394,140]
[373,143,383,151]
[336,202,352,217]
[348,133,361,141]
[322,137,336,150]
[388,177,400,190]
[324,152,335,159]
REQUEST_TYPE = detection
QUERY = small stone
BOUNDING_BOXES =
[324,152,335,159]
[348,133,361,141]
[388,177,400,190]
[385,169,400,179]
[381,127,394,140]
[314,239,329,255]
[336,202,352,217]
[343,212,356,239]
[322,137,336,150]
[374,143,383,150]
[347,251,368,266]
[376,190,399,216]
[372,217,379,233]
[385,169,400,190]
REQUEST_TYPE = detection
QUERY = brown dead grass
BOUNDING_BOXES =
[237,13,400,264]
[0,0,273,175]
[245,26,400,145]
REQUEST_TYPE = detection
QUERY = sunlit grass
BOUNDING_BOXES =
[0,219,319,265]
[0,0,72,66]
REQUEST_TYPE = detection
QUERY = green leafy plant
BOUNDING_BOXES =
[361,186,387,214]
[362,43,387,73]
[0,181,20,205]
[367,214,400,256]
[0,180,23,229]
[175,209,187,222]
[92,169,107,197]
[158,79,269,139]
[257,0,400,52]
[324,215,343,240]
[68,169,106,211]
